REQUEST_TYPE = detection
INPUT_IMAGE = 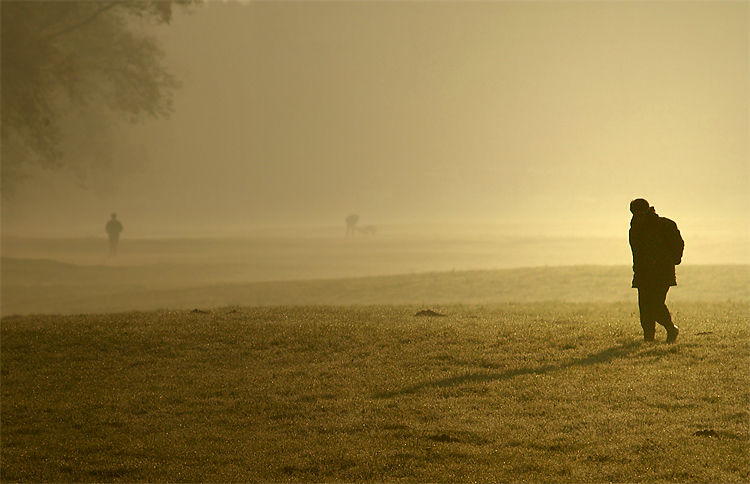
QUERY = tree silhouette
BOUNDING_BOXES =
[1,1,192,196]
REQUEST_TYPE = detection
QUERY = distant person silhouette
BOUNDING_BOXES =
[629,199,683,343]
[345,214,359,237]
[106,213,123,256]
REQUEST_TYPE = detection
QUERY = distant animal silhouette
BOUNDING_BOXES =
[357,225,377,236]
[345,214,360,236]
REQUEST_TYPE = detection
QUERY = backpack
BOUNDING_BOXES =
[661,217,684,265]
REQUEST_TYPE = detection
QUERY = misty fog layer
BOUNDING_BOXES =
[2,2,748,244]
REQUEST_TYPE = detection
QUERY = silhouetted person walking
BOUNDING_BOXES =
[106,213,123,256]
[345,214,359,237]
[629,199,683,343]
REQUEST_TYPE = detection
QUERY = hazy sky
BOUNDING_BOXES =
[3,1,748,238]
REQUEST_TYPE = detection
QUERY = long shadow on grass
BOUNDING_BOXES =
[375,340,644,399]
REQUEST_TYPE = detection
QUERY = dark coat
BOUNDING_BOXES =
[106,219,123,238]
[629,210,684,288]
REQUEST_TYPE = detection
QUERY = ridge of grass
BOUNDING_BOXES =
[2,263,748,316]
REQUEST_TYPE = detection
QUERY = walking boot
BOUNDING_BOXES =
[666,325,679,344]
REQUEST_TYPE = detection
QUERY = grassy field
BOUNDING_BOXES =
[2,232,748,316]
[2,235,748,481]
[2,258,748,316]
[2,232,632,316]
[2,301,748,482]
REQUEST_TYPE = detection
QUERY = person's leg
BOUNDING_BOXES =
[637,287,657,341]
[109,236,118,256]
[652,286,673,328]
[652,285,679,343]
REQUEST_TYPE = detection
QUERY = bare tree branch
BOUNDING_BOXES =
[42,2,122,41]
